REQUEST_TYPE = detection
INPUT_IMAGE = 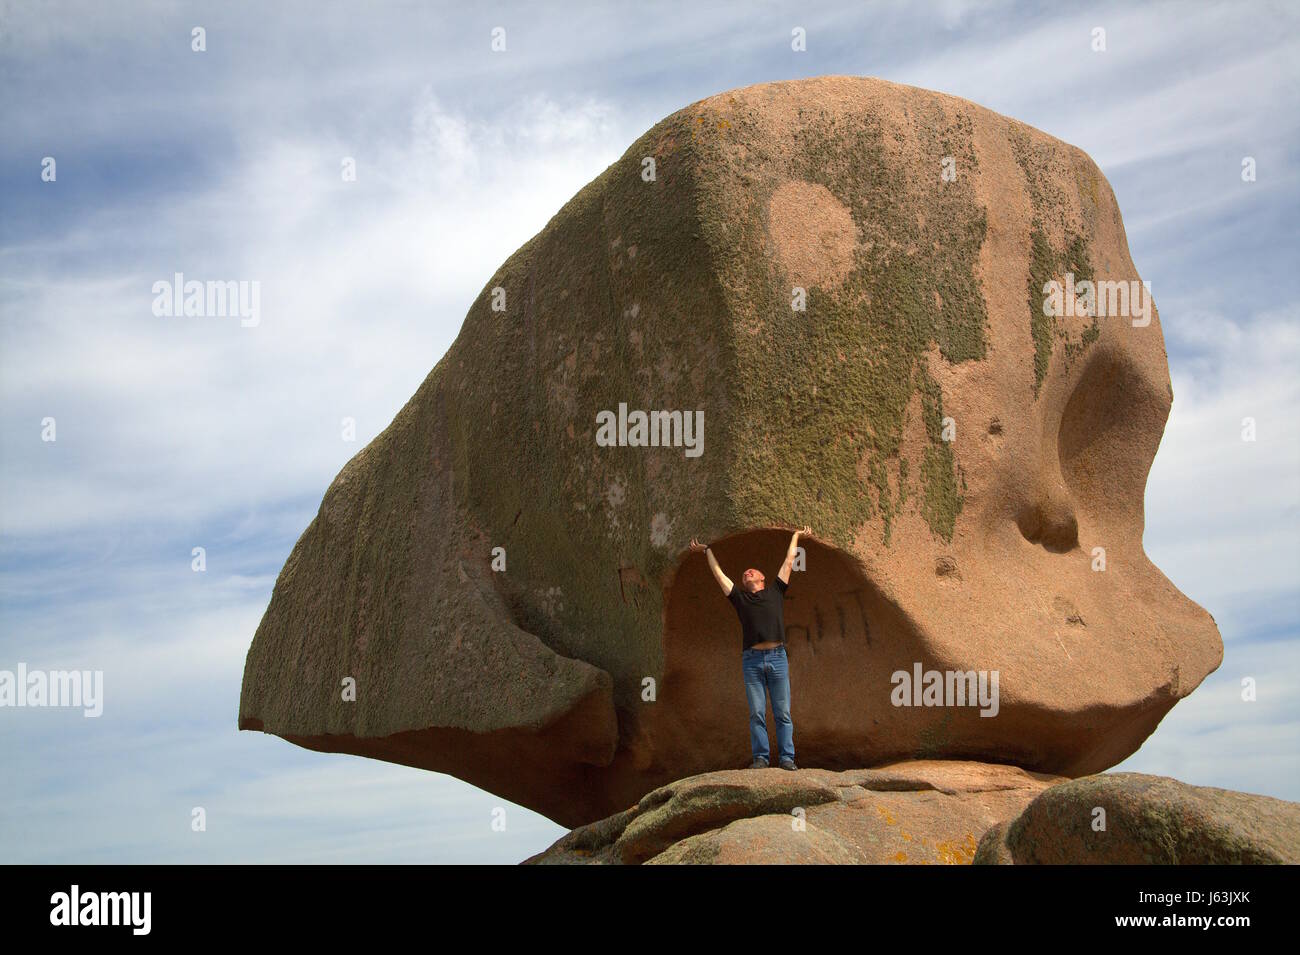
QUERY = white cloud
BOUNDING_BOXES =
[1,90,632,538]
[1144,306,1300,621]
[1115,638,1300,801]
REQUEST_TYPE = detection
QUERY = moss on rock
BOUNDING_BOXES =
[691,90,986,546]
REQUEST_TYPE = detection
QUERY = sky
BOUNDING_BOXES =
[1,0,1297,863]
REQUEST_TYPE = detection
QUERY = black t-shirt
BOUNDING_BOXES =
[726,576,788,650]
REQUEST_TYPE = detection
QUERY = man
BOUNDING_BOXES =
[689,527,811,770]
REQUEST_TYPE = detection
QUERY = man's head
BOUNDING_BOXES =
[741,568,766,593]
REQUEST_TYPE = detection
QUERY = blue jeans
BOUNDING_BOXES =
[742,645,794,764]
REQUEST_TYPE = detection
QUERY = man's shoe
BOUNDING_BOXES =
[749,758,769,769]
[779,758,797,771]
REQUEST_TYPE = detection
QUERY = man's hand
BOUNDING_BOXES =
[692,537,734,595]
[778,526,812,584]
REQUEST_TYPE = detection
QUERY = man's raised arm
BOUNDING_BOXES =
[778,526,812,584]
[690,538,734,595]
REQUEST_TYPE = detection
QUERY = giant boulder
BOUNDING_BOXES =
[239,76,1223,828]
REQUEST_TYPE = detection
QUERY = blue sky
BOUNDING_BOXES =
[1,0,1297,863]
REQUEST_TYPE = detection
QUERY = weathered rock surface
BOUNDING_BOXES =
[975,773,1300,864]
[523,759,1064,864]
[239,75,1223,828]
[526,764,1300,864]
